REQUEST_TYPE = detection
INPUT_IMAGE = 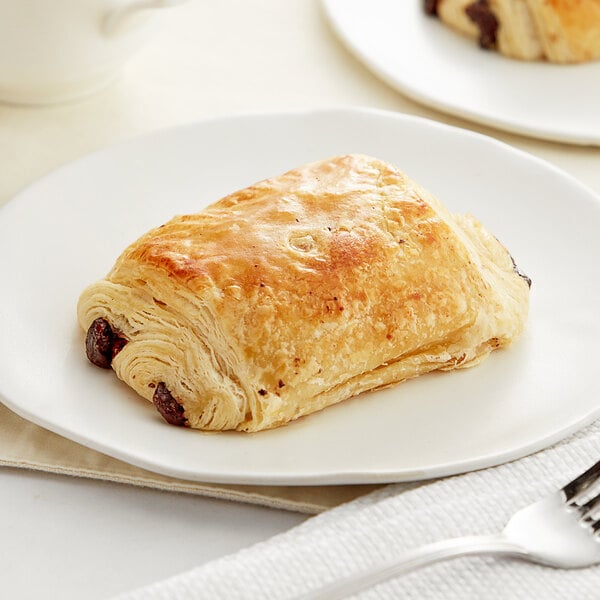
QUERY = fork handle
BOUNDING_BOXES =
[297,534,529,600]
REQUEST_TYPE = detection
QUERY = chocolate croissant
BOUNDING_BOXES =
[425,0,600,63]
[77,154,530,432]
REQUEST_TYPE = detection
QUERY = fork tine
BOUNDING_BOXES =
[562,459,600,503]
[574,491,600,521]
[581,491,600,513]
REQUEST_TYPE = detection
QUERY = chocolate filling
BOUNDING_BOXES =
[85,318,127,368]
[153,382,187,426]
[465,0,498,49]
[423,0,439,16]
[510,256,532,288]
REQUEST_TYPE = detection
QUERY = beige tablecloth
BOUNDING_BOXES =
[0,403,381,514]
[1,0,599,514]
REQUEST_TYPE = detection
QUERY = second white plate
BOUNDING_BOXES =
[322,0,600,145]
[1,108,599,485]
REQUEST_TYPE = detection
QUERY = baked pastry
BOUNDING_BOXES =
[425,0,600,63]
[77,154,530,432]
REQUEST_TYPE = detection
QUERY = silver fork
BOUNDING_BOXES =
[300,459,600,600]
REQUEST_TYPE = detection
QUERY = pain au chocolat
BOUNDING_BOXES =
[425,0,600,63]
[77,154,530,432]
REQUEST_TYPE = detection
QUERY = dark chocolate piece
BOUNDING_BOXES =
[153,382,187,426]
[424,0,439,15]
[85,318,114,368]
[465,0,499,49]
[85,317,128,368]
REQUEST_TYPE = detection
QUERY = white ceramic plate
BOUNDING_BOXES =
[322,0,600,145]
[1,108,599,485]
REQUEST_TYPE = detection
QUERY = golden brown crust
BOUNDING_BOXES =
[527,0,600,62]
[78,155,530,431]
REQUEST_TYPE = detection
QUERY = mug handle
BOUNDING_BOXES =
[103,0,189,37]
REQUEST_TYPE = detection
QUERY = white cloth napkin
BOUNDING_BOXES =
[115,421,600,599]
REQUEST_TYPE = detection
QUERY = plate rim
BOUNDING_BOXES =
[3,106,599,213]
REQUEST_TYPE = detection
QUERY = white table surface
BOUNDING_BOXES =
[1,1,599,598]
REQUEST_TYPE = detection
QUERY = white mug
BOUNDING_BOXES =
[0,0,188,105]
